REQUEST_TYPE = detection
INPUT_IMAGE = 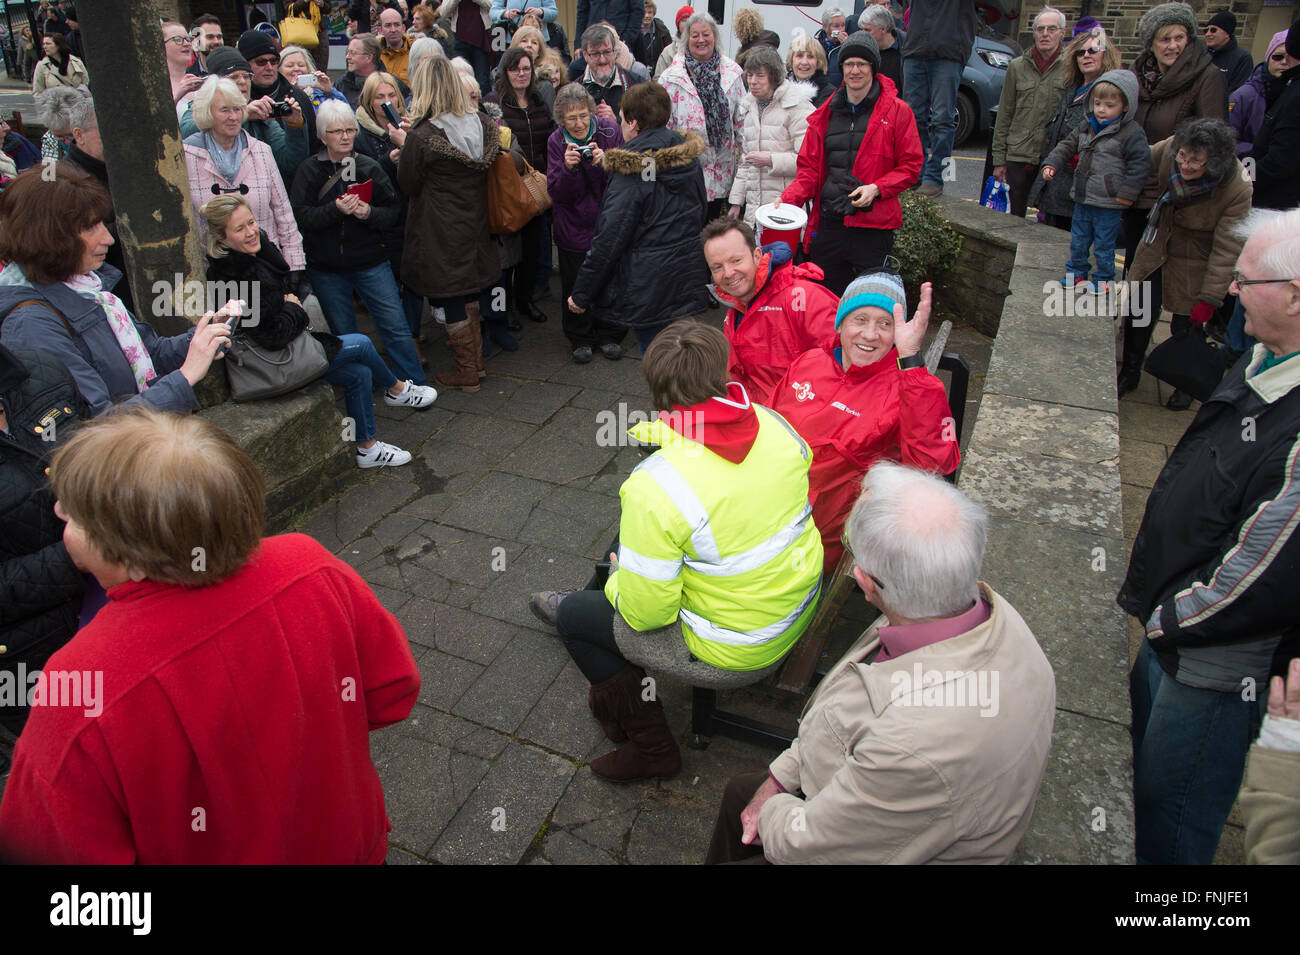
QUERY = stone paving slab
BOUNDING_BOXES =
[452,630,570,734]
[960,445,1123,539]
[430,742,577,864]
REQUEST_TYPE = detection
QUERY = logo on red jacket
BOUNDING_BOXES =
[791,381,815,402]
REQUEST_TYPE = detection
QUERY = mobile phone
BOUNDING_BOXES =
[381,102,402,128]
[296,73,318,88]
[216,312,240,358]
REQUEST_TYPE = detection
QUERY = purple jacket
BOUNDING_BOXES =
[546,117,622,253]
[1229,63,1268,157]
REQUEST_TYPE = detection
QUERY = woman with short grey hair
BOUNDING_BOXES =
[728,47,816,227]
[34,86,88,161]
[818,7,848,56]
[1121,117,1252,405]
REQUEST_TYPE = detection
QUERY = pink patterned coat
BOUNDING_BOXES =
[659,53,746,202]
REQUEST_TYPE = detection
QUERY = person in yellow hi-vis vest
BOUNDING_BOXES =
[530,321,823,781]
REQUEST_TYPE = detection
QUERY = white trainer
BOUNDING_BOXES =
[356,441,413,469]
[384,380,439,409]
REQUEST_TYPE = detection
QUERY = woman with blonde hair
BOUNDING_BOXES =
[786,33,834,106]
[398,55,501,390]
[279,44,348,109]
[510,24,564,104]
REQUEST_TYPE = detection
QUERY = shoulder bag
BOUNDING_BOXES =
[224,322,329,402]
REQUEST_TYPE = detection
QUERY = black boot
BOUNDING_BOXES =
[1117,356,1143,398]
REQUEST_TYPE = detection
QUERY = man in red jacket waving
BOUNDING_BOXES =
[781,30,922,296]
[703,218,839,405]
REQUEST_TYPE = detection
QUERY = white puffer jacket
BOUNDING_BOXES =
[728,79,816,226]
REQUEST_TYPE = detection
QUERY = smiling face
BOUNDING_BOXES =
[280,50,310,82]
[688,23,715,61]
[1174,146,1209,182]
[792,48,818,80]
[562,104,591,139]
[1204,24,1228,52]
[1153,24,1188,70]
[347,40,376,76]
[211,90,246,140]
[703,230,762,304]
[516,34,540,60]
[842,56,873,96]
[221,203,261,255]
[248,51,280,87]
[840,305,894,367]
[228,69,252,100]
[76,221,113,275]
[163,23,193,69]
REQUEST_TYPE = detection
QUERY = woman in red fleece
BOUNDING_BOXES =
[772,271,960,567]
[0,408,420,865]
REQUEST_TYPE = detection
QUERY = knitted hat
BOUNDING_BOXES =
[204,46,254,77]
[835,270,905,329]
[836,30,880,73]
[1288,20,1300,60]
[1137,3,1198,49]
[675,5,693,28]
[1073,16,1099,37]
[1207,10,1236,36]
[236,28,279,62]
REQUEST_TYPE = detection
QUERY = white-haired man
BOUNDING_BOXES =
[991,7,1067,218]
[1120,206,1300,866]
[705,461,1057,864]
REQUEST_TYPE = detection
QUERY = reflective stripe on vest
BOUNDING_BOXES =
[757,405,809,460]
[636,452,813,577]
[618,545,683,581]
[680,577,821,647]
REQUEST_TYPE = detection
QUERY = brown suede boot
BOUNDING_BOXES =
[589,666,682,782]
[434,320,481,392]
[588,681,628,743]
[464,301,486,379]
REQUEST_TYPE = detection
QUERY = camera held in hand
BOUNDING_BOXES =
[577,144,596,163]
[270,99,295,118]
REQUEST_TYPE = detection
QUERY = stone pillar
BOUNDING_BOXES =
[76,0,228,404]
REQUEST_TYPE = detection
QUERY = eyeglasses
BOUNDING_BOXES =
[1231,270,1298,288]
[508,64,532,73]
[325,128,356,136]
[1033,25,1062,34]
[163,36,189,46]
[586,47,614,60]
[1174,151,1207,169]
[843,61,872,72]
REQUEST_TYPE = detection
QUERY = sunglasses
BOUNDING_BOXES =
[1076,46,1103,56]
[1270,52,1288,62]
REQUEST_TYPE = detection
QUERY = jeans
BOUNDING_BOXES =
[1066,203,1123,283]
[322,333,398,444]
[902,57,963,187]
[1130,640,1267,865]
[308,262,426,386]
[453,39,492,93]
[556,589,627,684]
[388,251,425,340]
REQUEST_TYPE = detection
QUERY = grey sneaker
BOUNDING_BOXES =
[600,343,623,361]
[572,346,594,364]
[529,590,576,628]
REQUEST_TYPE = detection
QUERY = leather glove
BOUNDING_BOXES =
[1190,301,1215,328]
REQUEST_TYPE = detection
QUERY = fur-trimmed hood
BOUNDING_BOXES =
[412,111,501,169]
[602,128,704,175]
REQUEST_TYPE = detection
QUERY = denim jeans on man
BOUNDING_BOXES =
[1066,203,1123,283]
[322,333,399,443]
[308,262,427,386]
[902,58,963,187]
[1130,640,1268,864]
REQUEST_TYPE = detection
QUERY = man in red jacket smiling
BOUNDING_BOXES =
[781,30,922,296]
[0,409,420,865]
[703,218,839,405]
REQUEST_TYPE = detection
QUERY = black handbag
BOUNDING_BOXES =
[1143,329,1227,402]
[224,327,329,402]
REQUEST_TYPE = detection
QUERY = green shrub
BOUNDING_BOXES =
[894,192,962,288]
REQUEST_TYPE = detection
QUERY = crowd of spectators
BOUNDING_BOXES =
[0,1,1297,869]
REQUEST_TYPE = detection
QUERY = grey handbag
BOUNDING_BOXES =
[224,324,329,402]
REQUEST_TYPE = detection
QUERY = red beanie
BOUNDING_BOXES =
[676,5,693,28]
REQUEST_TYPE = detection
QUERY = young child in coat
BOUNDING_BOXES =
[1041,68,1150,293]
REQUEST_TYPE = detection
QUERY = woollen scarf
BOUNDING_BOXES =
[685,50,732,150]
[64,271,158,393]
[1142,163,1221,245]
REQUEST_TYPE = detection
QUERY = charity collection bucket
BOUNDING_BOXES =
[753,202,807,249]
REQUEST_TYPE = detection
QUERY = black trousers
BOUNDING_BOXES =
[1003,161,1038,219]
[704,770,773,865]
[510,216,543,308]
[558,248,626,348]
[556,589,628,684]
[808,218,895,297]
[1122,267,1191,364]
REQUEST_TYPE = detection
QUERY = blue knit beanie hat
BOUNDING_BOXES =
[836,270,906,329]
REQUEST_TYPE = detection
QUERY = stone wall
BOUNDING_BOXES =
[935,197,1135,863]
[932,219,1016,339]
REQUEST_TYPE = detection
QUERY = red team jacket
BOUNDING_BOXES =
[772,342,961,566]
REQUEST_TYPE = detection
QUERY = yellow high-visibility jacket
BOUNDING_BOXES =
[605,406,824,670]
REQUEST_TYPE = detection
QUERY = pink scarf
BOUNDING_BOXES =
[63,272,157,393]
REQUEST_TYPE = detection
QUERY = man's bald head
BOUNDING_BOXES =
[846,461,987,620]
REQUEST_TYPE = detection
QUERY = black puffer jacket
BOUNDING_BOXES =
[0,345,90,733]
[205,233,342,363]
[289,150,401,273]
[571,127,710,328]
[485,90,556,172]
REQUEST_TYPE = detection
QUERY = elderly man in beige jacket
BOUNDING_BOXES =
[705,461,1057,864]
